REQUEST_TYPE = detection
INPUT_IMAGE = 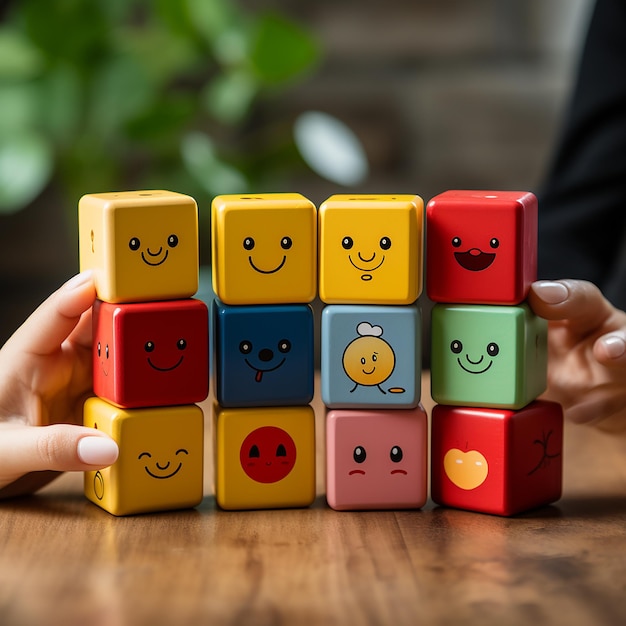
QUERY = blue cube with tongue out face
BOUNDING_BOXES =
[213,301,315,407]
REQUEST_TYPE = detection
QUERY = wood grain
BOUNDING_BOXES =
[1,375,625,626]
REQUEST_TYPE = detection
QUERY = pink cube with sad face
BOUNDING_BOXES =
[326,407,428,510]
[93,299,209,408]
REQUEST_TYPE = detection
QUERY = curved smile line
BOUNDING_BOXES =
[144,462,183,479]
[141,250,169,266]
[362,367,376,375]
[348,255,385,272]
[457,358,493,374]
[248,256,287,274]
[147,356,184,372]
[244,358,286,374]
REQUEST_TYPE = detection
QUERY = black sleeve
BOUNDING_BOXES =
[537,0,626,309]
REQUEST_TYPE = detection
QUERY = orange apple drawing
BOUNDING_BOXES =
[443,448,489,490]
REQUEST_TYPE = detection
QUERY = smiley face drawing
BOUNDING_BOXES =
[239,338,291,382]
[451,339,500,374]
[451,235,499,272]
[342,235,391,281]
[342,322,404,394]
[244,235,292,274]
[128,233,180,267]
[144,337,187,372]
[240,426,297,483]
[138,448,189,479]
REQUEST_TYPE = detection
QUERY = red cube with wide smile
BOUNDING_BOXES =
[92,299,209,408]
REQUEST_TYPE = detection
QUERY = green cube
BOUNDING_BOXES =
[431,303,547,409]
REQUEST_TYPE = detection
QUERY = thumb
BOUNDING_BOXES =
[0,424,118,489]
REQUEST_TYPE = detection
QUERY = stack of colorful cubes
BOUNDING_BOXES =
[78,191,209,516]
[319,195,428,510]
[211,194,318,510]
[427,190,563,516]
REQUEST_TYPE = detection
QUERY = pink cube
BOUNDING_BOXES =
[326,407,428,510]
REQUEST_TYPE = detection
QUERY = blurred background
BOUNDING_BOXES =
[0,0,592,345]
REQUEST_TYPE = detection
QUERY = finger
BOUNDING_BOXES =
[7,271,96,358]
[528,279,616,337]
[593,331,626,366]
[0,424,118,489]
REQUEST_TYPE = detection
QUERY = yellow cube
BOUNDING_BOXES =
[79,190,199,303]
[83,398,204,516]
[318,194,424,304]
[214,404,316,510]
[211,193,317,304]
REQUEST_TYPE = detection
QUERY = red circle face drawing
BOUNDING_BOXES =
[240,426,297,483]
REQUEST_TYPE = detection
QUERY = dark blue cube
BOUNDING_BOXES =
[214,301,315,407]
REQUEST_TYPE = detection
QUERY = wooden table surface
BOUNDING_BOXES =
[1,374,625,626]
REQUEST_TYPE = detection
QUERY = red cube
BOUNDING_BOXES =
[431,401,563,516]
[93,299,209,408]
[426,190,537,304]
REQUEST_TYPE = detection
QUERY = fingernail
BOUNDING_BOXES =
[602,335,626,359]
[77,436,119,466]
[64,270,94,291]
[533,281,569,304]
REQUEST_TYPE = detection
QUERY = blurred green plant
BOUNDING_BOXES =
[0,0,320,215]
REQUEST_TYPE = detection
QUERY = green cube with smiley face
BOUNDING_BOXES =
[431,303,547,409]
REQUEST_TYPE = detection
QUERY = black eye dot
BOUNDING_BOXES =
[177,339,187,350]
[276,444,287,457]
[342,236,353,250]
[239,341,252,354]
[390,446,403,463]
[144,341,155,352]
[243,237,255,251]
[168,234,179,248]
[249,445,260,458]
[105,344,109,359]
[129,237,141,251]
[379,237,391,250]
[490,238,499,249]
[353,446,366,463]
[278,339,291,354]
[280,236,292,250]
[97,342,101,357]
[452,237,462,248]
[450,340,463,354]
[487,342,500,357]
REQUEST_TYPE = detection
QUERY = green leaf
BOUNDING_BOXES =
[0,29,44,79]
[249,13,319,85]
[0,83,40,133]
[203,70,258,125]
[180,131,247,196]
[0,132,53,213]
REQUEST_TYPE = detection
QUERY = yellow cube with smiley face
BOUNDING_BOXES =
[214,404,316,510]
[79,190,199,303]
[83,398,204,516]
[318,194,424,304]
[211,194,317,304]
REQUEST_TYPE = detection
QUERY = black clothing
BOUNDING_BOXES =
[538,0,626,310]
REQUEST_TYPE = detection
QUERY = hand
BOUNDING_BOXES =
[528,279,626,433]
[0,271,118,498]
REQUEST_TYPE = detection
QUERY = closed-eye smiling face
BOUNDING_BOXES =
[451,339,500,374]
[138,448,189,479]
